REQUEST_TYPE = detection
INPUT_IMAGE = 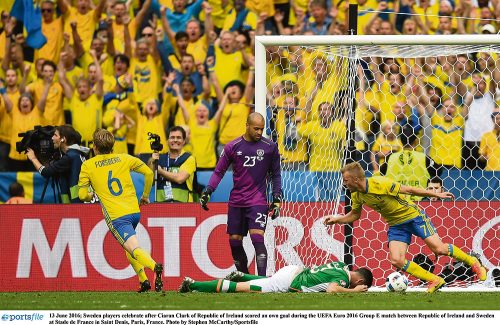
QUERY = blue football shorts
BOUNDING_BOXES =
[109,213,140,245]
[387,213,437,245]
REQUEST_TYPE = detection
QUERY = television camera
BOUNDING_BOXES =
[16,125,57,165]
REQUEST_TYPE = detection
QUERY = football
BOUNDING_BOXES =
[386,272,409,292]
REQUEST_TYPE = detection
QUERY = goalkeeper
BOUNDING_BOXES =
[199,113,282,276]
[324,162,488,293]
[178,261,372,293]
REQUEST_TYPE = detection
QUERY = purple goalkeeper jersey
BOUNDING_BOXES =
[207,136,282,207]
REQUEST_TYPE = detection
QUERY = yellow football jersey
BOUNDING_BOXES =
[70,94,103,143]
[351,176,420,226]
[78,154,153,220]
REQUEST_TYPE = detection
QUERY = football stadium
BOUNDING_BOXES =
[0,0,499,315]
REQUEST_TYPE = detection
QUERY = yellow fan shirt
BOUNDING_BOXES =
[134,114,168,155]
[371,134,403,165]
[218,99,250,145]
[36,16,64,64]
[429,112,464,168]
[131,56,161,106]
[297,119,346,171]
[64,7,97,50]
[214,46,244,90]
[275,110,308,164]
[26,80,64,126]
[480,131,500,171]
[70,94,103,143]
[9,106,44,160]
[189,119,218,169]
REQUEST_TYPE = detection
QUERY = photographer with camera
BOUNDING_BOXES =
[27,125,90,203]
[149,127,196,203]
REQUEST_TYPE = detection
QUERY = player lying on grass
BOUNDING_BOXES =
[324,162,488,293]
[178,261,372,293]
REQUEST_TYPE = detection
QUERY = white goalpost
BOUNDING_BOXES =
[255,34,500,291]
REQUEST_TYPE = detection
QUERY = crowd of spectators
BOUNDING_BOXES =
[262,0,500,182]
[0,0,499,196]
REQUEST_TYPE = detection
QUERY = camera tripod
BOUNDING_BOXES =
[152,152,158,202]
[39,176,62,203]
[148,132,163,203]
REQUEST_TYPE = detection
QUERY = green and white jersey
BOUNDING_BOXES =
[289,262,350,292]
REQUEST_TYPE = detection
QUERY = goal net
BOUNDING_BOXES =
[256,35,500,290]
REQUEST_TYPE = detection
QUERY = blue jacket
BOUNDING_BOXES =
[40,145,90,203]
[164,0,204,33]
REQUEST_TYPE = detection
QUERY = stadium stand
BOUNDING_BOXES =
[0,0,499,201]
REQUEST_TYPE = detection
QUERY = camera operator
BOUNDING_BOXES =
[27,125,90,203]
[149,126,196,202]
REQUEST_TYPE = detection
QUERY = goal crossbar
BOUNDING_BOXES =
[255,34,500,46]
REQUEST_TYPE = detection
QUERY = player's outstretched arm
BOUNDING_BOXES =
[323,210,361,225]
[326,283,368,293]
[399,185,455,200]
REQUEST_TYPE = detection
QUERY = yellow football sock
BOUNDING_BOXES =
[126,251,148,283]
[448,244,475,266]
[132,247,156,271]
[402,260,437,282]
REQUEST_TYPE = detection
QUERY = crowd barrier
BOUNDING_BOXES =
[0,170,499,203]
[0,201,498,291]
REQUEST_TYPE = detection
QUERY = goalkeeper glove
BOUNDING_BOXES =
[268,195,282,220]
[200,187,213,211]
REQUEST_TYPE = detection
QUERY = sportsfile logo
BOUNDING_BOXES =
[1,313,44,321]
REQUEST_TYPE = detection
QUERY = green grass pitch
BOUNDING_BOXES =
[1,292,499,310]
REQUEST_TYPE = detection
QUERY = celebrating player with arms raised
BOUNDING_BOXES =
[200,112,282,276]
[78,129,163,293]
[324,162,488,293]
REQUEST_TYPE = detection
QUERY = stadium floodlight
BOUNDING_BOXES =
[255,34,500,291]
